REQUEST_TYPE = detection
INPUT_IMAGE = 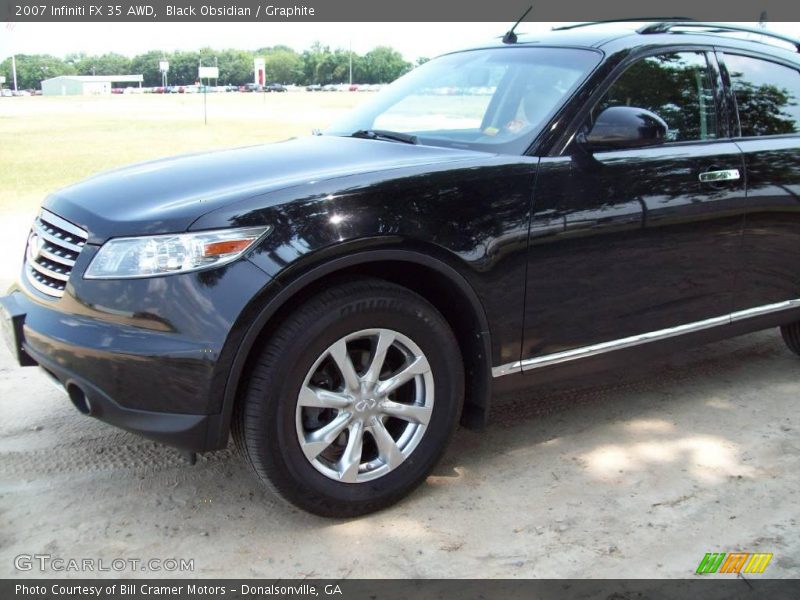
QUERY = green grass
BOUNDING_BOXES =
[0,92,367,213]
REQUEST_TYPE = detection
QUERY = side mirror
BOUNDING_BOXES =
[581,106,668,151]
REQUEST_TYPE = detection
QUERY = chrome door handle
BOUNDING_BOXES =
[699,169,741,183]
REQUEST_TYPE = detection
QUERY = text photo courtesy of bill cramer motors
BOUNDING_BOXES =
[1,0,800,597]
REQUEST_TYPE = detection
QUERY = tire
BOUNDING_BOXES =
[233,278,464,517]
[780,321,800,356]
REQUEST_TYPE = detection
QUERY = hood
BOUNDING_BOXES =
[43,135,482,243]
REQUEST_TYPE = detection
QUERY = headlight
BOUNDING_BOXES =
[84,226,271,279]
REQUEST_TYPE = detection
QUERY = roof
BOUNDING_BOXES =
[515,22,647,48]
[41,75,144,84]
[469,21,800,63]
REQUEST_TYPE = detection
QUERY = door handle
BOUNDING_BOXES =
[699,169,741,183]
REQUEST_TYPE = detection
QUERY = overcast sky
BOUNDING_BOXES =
[1,22,798,62]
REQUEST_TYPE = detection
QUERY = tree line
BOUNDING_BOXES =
[0,44,429,90]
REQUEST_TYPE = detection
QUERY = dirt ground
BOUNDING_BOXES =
[1,320,798,578]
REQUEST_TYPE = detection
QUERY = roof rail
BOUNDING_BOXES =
[552,18,694,32]
[637,21,800,53]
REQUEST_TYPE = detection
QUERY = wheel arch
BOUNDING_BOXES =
[211,248,493,449]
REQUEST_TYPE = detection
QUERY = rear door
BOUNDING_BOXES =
[718,51,800,313]
[521,49,748,366]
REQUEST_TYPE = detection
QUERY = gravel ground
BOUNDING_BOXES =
[1,323,798,579]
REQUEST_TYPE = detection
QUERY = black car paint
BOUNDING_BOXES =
[4,27,800,452]
[45,137,484,242]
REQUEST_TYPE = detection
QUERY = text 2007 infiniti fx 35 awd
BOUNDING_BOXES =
[2,22,800,516]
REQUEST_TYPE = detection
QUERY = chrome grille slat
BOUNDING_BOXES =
[24,210,88,299]
[28,257,70,281]
[33,220,85,253]
[38,246,76,267]
[26,265,66,293]
[40,208,88,239]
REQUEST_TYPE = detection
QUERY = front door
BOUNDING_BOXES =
[521,50,747,368]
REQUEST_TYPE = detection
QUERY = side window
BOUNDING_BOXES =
[723,54,800,137]
[594,52,718,142]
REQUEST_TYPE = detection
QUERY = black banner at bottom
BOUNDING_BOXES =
[2,579,800,600]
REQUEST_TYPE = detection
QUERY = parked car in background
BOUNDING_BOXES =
[305,84,322,91]
[3,21,799,518]
[265,83,287,92]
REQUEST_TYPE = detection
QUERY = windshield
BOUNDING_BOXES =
[325,47,601,154]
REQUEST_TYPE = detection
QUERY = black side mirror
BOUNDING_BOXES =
[580,106,668,151]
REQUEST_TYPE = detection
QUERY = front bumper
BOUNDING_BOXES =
[2,257,273,452]
[24,340,213,451]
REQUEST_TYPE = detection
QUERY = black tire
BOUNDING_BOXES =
[233,278,464,517]
[780,321,800,355]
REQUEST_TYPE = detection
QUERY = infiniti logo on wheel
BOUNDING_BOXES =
[354,397,378,412]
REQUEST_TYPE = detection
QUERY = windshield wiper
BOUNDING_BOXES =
[350,129,418,145]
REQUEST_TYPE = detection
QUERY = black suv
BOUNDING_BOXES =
[2,22,799,516]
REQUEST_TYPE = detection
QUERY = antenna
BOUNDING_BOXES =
[502,5,533,44]
[758,11,767,28]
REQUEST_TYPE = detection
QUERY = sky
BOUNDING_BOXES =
[1,22,798,63]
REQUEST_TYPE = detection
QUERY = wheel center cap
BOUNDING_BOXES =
[354,397,378,413]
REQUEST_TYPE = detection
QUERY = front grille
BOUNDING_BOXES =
[24,209,88,298]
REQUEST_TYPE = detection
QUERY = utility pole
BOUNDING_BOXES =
[200,59,207,125]
[349,39,353,86]
[6,23,17,91]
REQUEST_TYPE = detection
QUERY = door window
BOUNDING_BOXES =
[594,52,718,143]
[723,54,800,136]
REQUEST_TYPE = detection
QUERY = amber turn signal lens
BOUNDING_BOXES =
[203,239,255,257]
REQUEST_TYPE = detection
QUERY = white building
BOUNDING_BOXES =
[41,75,143,96]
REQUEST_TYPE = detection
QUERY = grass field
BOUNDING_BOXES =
[0,92,368,214]
[0,92,368,285]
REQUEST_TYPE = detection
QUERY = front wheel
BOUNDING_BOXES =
[233,279,464,517]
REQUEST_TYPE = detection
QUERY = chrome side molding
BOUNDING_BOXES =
[492,298,800,378]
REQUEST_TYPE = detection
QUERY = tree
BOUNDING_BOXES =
[71,53,132,76]
[262,47,302,84]
[361,47,412,84]
[216,49,253,85]
[0,54,75,89]
[130,50,165,87]
[301,42,331,85]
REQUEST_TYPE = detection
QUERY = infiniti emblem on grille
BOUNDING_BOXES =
[28,232,45,260]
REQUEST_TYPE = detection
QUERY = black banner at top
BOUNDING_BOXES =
[2,0,800,22]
